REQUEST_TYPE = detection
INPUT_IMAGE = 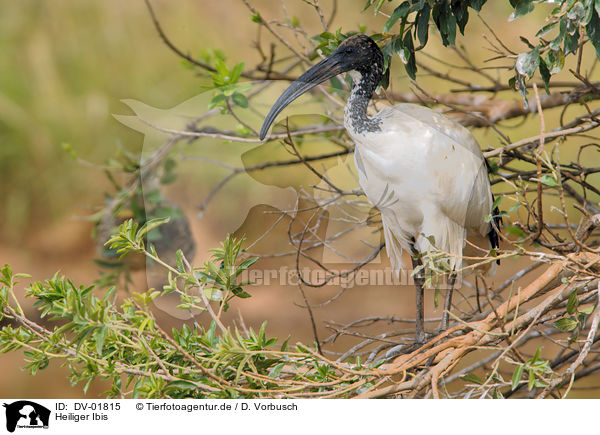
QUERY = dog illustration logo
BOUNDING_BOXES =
[3,401,50,432]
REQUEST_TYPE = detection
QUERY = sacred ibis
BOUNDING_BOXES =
[259,34,500,346]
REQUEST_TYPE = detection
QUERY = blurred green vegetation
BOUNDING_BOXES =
[0,0,545,244]
[0,1,234,242]
[0,1,346,241]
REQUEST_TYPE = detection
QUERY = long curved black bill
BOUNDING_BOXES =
[259,54,344,140]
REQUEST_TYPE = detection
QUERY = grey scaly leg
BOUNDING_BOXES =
[384,246,426,359]
[440,273,456,332]
[411,254,426,345]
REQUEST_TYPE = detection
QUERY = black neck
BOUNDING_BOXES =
[345,67,382,135]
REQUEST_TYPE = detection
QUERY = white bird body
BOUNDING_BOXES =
[259,34,499,343]
[347,102,494,273]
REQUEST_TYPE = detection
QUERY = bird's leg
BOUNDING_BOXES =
[384,242,425,359]
[411,254,426,345]
[384,252,426,359]
[439,272,456,332]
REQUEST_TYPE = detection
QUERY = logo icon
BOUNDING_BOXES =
[3,401,50,433]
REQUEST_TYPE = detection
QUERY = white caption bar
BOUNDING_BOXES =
[0,399,594,434]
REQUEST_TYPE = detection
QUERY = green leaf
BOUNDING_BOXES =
[452,0,469,33]
[415,4,431,48]
[379,61,391,89]
[296,343,309,353]
[461,372,484,385]
[505,225,527,239]
[515,48,539,79]
[164,380,198,393]
[214,58,229,78]
[579,305,595,315]
[539,174,558,187]
[102,286,116,302]
[447,15,457,46]
[137,217,170,242]
[209,94,226,109]
[235,124,252,137]
[469,0,487,12]
[383,2,410,33]
[237,257,259,271]
[402,31,417,79]
[520,36,535,49]
[269,362,285,378]
[433,1,457,46]
[566,290,579,315]
[536,21,558,38]
[362,0,375,12]
[175,250,185,272]
[0,264,13,287]
[528,368,536,390]
[567,2,586,24]
[232,286,252,299]
[545,49,565,74]
[75,326,95,352]
[587,9,600,59]
[553,317,578,332]
[374,0,386,15]
[250,12,262,24]
[538,57,550,94]
[232,92,248,108]
[509,0,534,21]
[493,388,504,399]
[512,364,524,390]
[549,22,565,51]
[230,62,245,83]
[564,28,580,55]
[95,326,107,355]
[205,260,226,284]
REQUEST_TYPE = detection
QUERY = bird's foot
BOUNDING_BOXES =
[435,316,453,341]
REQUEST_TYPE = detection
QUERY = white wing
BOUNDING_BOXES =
[349,103,493,270]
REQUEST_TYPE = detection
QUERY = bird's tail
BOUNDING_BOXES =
[381,215,408,274]
[484,159,502,265]
[415,215,466,273]
[488,196,502,265]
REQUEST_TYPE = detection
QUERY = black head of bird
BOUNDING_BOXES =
[259,34,384,140]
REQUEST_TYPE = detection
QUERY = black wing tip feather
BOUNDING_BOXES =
[488,205,502,265]
[485,159,502,265]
